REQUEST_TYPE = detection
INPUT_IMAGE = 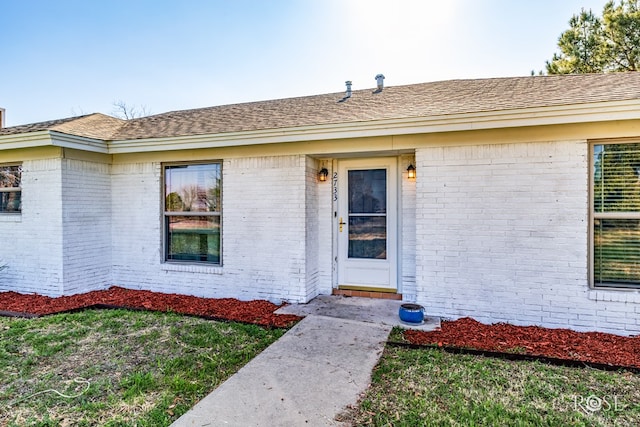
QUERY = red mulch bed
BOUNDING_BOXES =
[404,317,640,369]
[0,286,302,328]
[4,288,639,369]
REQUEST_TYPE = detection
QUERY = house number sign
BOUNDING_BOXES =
[332,172,338,202]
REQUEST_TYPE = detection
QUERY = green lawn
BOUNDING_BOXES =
[342,345,640,426]
[4,310,639,426]
[0,309,285,426]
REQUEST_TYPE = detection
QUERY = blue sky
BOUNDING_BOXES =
[1,0,609,127]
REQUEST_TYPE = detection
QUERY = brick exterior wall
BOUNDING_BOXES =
[61,159,112,294]
[110,162,163,293]
[304,157,320,301]
[0,158,112,296]
[110,155,313,303]
[401,155,417,301]
[0,159,64,295]
[415,140,640,335]
[316,161,333,297]
[221,155,308,302]
[2,145,639,335]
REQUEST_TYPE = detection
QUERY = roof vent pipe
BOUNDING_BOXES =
[338,81,353,103]
[375,74,385,91]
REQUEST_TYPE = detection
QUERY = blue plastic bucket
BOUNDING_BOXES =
[399,303,425,324]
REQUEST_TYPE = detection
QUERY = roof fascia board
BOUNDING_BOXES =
[0,131,108,153]
[49,132,109,153]
[0,131,53,150]
[108,100,640,154]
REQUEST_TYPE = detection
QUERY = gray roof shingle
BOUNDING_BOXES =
[0,113,125,139]
[2,73,640,141]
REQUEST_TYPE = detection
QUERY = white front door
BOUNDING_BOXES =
[337,158,397,291]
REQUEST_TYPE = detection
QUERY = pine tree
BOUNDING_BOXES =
[546,0,640,74]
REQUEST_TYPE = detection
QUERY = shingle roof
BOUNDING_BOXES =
[0,113,125,139]
[0,115,93,135]
[2,73,640,141]
[103,73,640,140]
[51,113,125,140]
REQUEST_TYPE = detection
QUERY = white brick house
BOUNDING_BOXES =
[2,73,640,335]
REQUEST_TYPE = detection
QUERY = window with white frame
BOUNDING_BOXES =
[163,162,221,264]
[592,142,640,288]
[0,164,22,213]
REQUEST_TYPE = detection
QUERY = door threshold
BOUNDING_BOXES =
[338,285,397,293]
[333,288,402,300]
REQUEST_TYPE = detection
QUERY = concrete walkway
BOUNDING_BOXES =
[276,295,441,331]
[171,296,440,427]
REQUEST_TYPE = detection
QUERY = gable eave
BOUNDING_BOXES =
[0,130,109,153]
[50,131,109,153]
[0,130,54,150]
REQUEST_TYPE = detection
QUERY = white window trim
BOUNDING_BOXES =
[161,161,223,266]
[589,140,640,290]
[0,163,22,215]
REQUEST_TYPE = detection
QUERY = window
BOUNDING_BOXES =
[592,143,640,288]
[0,164,21,213]
[164,163,221,264]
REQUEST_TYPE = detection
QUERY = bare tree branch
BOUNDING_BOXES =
[70,106,87,117]
[111,100,151,120]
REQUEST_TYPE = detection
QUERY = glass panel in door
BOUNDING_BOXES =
[348,169,387,259]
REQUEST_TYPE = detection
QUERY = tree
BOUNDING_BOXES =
[166,192,184,211]
[603,0,640,71]
[180,185,199,211]
[546,0,640,74]
[111,100,151,120]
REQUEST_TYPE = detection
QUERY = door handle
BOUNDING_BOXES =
[339,217,346,232]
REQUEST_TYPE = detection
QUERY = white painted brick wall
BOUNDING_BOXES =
[222,155,307,302]
[0,159,64,296]
[0,158,112,296]
[401,155,417,301]
[5,145,639,335]
[316,161,333,296]
[304,157,320,301]
[415,140,640,335]
[110,155,312,303]
[110,162,162,292]
[61,159,112,294]
[2,154,323,302]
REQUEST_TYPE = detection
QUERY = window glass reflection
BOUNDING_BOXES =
[348,216,386,259]
[167,216,221,263]
[165,164,221,212]
[348,169,386,214]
